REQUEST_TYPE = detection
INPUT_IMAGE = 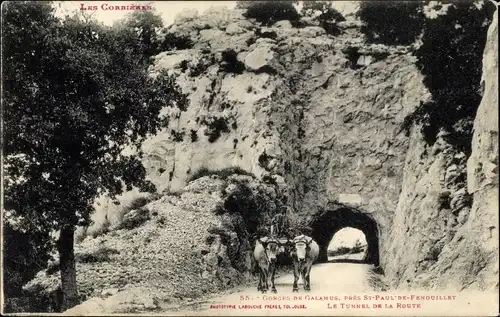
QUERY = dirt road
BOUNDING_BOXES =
[163,254,383,316]
[159,252,498,316]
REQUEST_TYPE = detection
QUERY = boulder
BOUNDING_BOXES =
[244,44,276,72]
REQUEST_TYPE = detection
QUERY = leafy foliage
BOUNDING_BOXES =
[114,9,164,60]
[327,243,365,257]
[358,1,425,45]
[3,222,52,297]
[238,1,300,26]
[407,1,495,152]
[201,116,231,143]
[221,181,275,237]
[3,1,185,229]
[301,1,346,35]
[76,246,120,263]
[220,49,246,74]
[160,32,194,51]
[2,1,187,309]
[187,166,253,183]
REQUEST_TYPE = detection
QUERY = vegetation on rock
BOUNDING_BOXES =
[357,1,425,45]
[114,9,164,60]
[220,49,246,74]
[3,222,52,298]
[301,1,346,35]
[406,1,495,153]
[201,116,231,143]
[238,1,300,26]
[187,167,253,183]
[160,32,194,51]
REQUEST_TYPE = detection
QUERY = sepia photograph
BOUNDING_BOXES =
[1,0,498,316]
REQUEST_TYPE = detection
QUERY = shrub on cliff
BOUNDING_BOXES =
[187,167,253,183]
[114,9,165,61]
[222,180,277,237]
[357,1,425,45]
[76,246,120,263]
[301,1,346,35]
[159,32,194,51]
[237,1,300,26]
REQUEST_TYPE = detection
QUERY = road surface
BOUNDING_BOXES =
[158,249,498,316]
[162,252,385,316]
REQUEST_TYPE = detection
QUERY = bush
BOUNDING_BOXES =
[187,166,253,183]
[328,246,350,257]
[189,54,215,77]
[171,129,185,142]
[190,129,198,142]
[76,246,120,263]
[118,207,150,230]
[358,1,425,45]
[220,49,245,74]
[327,245,365,257]
[222,181,275,236]
[128,196,150,211]
[201,116,230,143]
[301,1,346,35]
[160,32,194,51]
[239,1,300,26]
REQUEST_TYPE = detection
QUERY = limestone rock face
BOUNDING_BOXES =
[141,9,427,237]
[244,44,277,72]
[384,10,498,291]
[141,6,458,289]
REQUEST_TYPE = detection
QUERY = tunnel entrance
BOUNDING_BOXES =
[309,203,380,266]
[327,227,367,262]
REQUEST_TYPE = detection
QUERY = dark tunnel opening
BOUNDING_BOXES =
[309,203,380,266]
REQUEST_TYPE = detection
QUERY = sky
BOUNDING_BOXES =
[53,1,359,26]
[54,1,237,25]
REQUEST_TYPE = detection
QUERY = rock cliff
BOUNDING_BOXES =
[140,7,430,268]
[384,9,498,291]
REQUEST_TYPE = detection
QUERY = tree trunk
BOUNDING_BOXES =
[58,226,79,311]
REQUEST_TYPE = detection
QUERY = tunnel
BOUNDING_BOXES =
[309,202,380,266]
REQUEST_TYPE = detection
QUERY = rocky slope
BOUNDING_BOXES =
[25,174,281,313]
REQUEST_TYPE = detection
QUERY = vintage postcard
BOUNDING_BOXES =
[1,1,498,316]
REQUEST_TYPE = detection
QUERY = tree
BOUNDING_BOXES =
[3,1,187,310]
[237,1,300,26]
[114,8,164,59]
[301,1,346,35]
[357,0,425,45]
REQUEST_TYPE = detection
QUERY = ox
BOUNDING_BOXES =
[290,234,319,292]
[253,236,285,293]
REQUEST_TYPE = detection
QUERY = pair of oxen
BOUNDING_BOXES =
[253,234,319,293]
